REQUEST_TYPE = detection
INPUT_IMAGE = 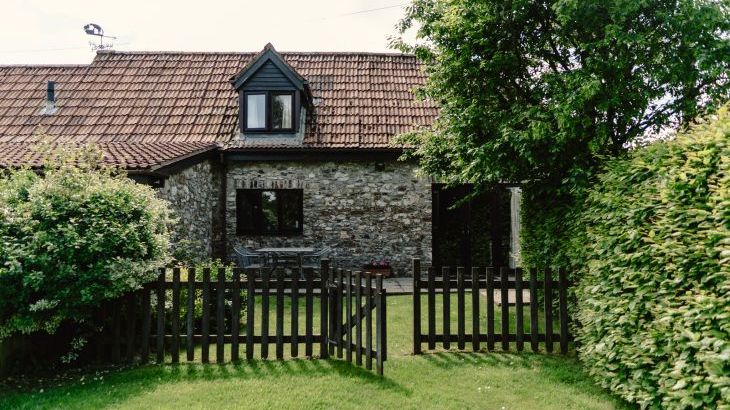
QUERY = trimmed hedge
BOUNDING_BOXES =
[575,108,729,408]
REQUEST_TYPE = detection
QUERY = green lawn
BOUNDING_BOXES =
[0,295,631,409]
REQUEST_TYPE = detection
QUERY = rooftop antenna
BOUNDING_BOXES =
[84,23,116,51]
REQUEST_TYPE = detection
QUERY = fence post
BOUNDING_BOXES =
[201,267,211,363]
[246,268,255,360]
[442,266,450,350]
[275,267,285,360]
[231,267,241,362]
[261,268,270,359]
[529,268,539,352]
[544,267,554,353]
[365,273,373,370]
[559,268,569,354]
[355,271,362,366]
[141,284,151,363]
[156,268,165,364]
[336,269,344,359]
[412,258,421,355]
[515,268,524,352]
[486,267,494,351]
[427,266,436,350]
[291,266,299,358]
[216,268,225,363]
[500,267,509,351]
[328,264,336,356]
[383,276,387,361]
[112,299,121,364]
[125,292,136,363]
[171,267,180,364]
[457,267,465,350]
[471,267,480,352]
[320,259,329,358]
[346,270,353,363]
[376,274,384,376]
[305,267,314,357]
[187,268,196,361]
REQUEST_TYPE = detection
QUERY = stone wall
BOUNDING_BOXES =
[156,160,219,262]
[227,161,432,275]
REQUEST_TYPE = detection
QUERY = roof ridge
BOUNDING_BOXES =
[95,50,415,57]
[0,64,90,68]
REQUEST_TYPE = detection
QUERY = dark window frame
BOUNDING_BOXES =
[242,91,296,133]
[236,188,304,235]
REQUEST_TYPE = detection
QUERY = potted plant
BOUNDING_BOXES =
[362,258,392,277]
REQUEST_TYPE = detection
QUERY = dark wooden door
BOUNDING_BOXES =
[431,184,510,269]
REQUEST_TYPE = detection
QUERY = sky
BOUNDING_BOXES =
[0,0,415,65]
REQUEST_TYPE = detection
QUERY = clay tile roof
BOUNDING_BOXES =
[0,49,438,166]
[0,141,217,170]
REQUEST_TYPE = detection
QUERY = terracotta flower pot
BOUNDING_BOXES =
[362,267,392,278]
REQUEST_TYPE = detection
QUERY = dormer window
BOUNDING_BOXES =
[244,92,294,131]
[232,43,312,136]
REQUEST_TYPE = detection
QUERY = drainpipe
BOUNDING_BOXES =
[213,151,228,261]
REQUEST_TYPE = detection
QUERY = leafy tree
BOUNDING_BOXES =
[393,0,729,197]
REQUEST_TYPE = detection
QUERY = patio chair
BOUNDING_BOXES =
[301,247,331,270]
[233,246,265,270]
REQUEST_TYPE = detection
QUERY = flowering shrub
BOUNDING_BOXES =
[0,144,172,339]
[363,258,391,269]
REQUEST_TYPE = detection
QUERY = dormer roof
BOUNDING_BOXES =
[230,44,312,105]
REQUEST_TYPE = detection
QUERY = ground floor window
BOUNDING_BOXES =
[236,189,303,235]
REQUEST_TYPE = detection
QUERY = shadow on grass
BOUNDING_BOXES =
[154,357,406,388]
[1,357,410,408]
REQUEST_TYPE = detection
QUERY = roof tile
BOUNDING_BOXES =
[0,50,438,163]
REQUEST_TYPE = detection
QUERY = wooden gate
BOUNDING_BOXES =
[411,259,572,355]
[92,260,387,375]
[327,269,387,375]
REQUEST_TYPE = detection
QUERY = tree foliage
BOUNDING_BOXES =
[0,145,172,339]
[394,0,729,194]
[575,107,729,408]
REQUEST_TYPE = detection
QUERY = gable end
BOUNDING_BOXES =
[243,60,297,91]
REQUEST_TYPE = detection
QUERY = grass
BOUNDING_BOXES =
[0,295,632,409]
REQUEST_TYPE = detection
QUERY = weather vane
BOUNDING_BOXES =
[84,23,116,51]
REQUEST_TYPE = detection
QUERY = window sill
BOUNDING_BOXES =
[243,129,297,134]
[236,232,304,237]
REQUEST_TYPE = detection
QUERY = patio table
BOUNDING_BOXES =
[256,247,315,273]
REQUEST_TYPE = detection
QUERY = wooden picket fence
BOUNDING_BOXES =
[328,269,387,374]
[411,259,572,354]
[93,259,388,375]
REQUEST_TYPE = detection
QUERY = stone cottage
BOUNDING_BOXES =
[0,44,518,274]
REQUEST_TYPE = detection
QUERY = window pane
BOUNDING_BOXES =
[260,191,278,232]
[272,94,293,129]
[236,189,303,235]
[237,191,257,233]
[278,190,302,231]
[246,94,266,129]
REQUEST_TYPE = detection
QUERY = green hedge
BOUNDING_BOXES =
[0,145,172,341]
[575,108,729,408]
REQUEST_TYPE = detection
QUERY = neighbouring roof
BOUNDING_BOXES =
[0,141,217,171]
[0,50,437,156]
